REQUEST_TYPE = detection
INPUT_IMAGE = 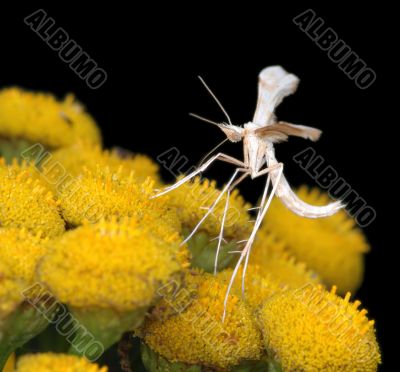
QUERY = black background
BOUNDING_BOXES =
[1,4,393,370]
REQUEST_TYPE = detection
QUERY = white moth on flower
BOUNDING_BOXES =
[153,66,344,320]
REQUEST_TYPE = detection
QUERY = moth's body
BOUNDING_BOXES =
[243,123,268,178]
[153,66,344,320]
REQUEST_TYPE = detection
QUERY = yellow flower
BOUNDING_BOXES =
[250,230,321,288]
[42,142,161,186]
[262,186,369,293]
[142,270,263,369]
[58,167,179,230]
[0,87,101,148]
[15,353,107,372]
[0,161,65,237]
[216,265,283,311]
[0,228,48,284]
[0,249,59,370]
[3,353,15,372]
[162,177,252,272]
[0,261,25,320]
[37,217,185,311]
[258,285,381,371]
[214,231,320,310]
[166,177,252,242]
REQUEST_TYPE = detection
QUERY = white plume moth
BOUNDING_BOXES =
[153,66,343,320]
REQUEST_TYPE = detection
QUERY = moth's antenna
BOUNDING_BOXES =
[189,113,222,127]
[197,138,229,168]
[189,113,228,167]
[198,76,233,125]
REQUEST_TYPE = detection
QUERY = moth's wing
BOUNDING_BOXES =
[278,122,322,141]
[255,122,322,142]
[253,125,289,143]
[253,66,299,127]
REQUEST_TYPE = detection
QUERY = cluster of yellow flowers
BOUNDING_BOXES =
[0,87,380,371]
[14,353,107,372]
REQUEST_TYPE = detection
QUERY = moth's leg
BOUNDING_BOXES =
[181,168,248,246]
[245,163,281,213]
[252,162,283,178]
[241,163,284,294]
[214,171,250,274]
[152,153,245,198]
[214,188,232,275]
[251,164,282,224]
[222,164,284,322]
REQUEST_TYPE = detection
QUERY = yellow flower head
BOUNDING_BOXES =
[250,230,321,288]
[15,353,107,372]
[214,231,320,310]
[42,142,161,186]
[0,261,25,320]
[142,270,263,369]
[258,285,381,371]
[37,217,185,311]
[0,228,48,284]
[216,265,283,311]
[0,87,101,148]
[262,186,369,293]
[58,167,179,230]
[3,353,15,372]
[166,177,252,242]
[0,161,65,237]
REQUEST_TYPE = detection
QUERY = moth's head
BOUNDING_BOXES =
[218,124,244,143]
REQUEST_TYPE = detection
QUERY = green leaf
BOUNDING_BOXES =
[140,342,202,372]
[0,301,58,370]
[68,306,147,361]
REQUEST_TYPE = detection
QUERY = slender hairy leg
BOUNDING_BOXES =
[256,175,271,220]
[214,188,231,274]
[151,153,245,198]
[222,164,284,322]
[214,171,250,274]
[242,164,283,296]
[180,168,248,246]
[241,165,283,295]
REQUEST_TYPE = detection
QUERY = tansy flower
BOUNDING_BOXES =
[250,230,321,289]
[215,231,319,310]
[165,177,252,272]
[167,177,251,241]
[0,158,43,182]
[3,353,15,372]
[58,167,179,230]
[15,353,107,372]
[0,162,65,237]
[0,260,58,371]
[216,265,283,311]
[262,186,369,293]
[0,228,48,284]
[0,87,101,150]
[41,142,161,187]
[0,228,55,369]
[141,270,263,370]
[258,284,381,371]
[37,217,185,310]
[0,261,25,320]
[37,217,187,352]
